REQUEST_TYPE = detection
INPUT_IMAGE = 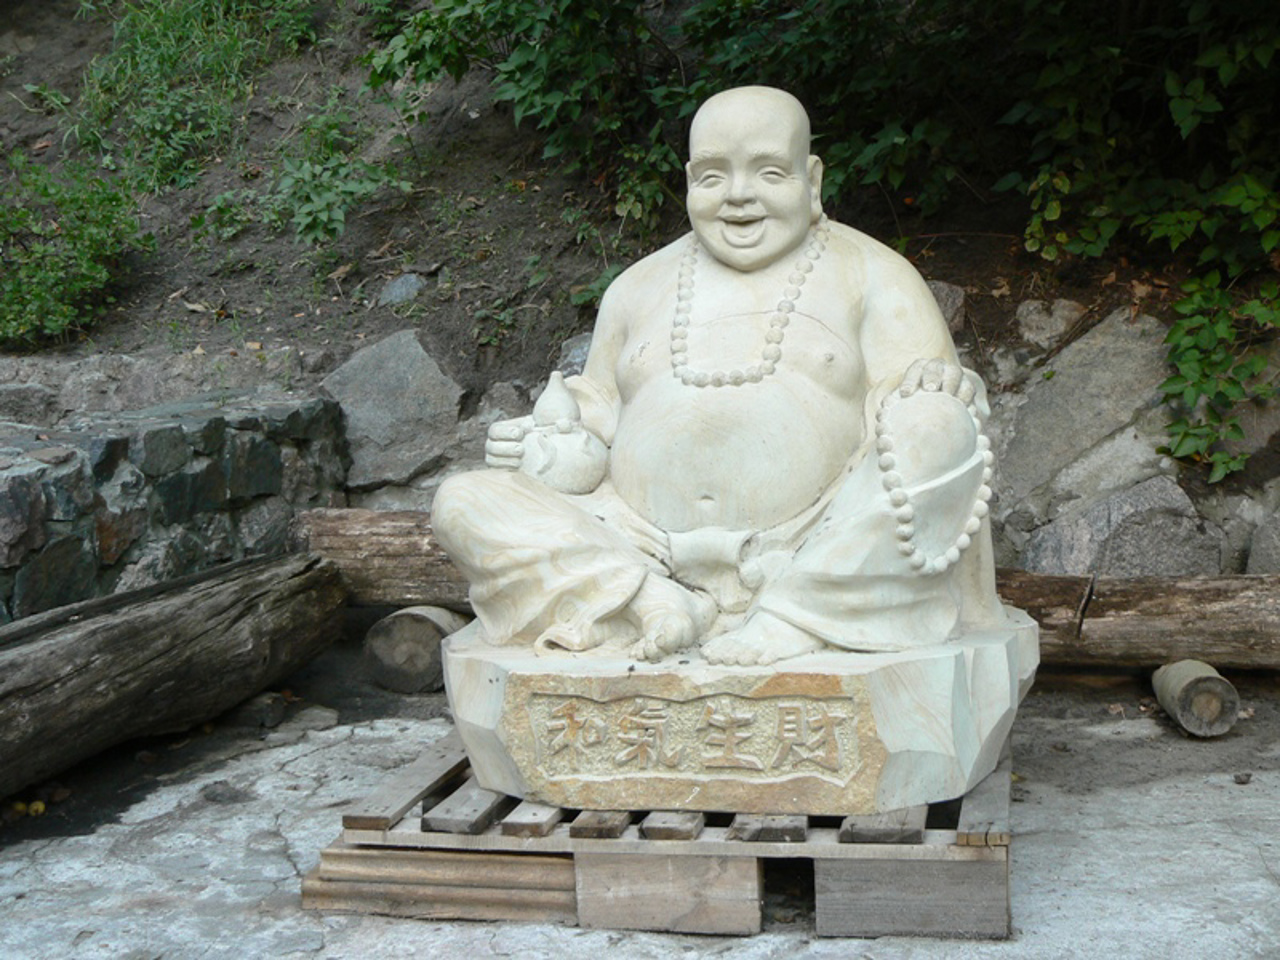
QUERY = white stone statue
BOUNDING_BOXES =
[434,87,1038,814]
[434,85,1004,665]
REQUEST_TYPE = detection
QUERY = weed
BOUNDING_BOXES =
[0,151,153,344]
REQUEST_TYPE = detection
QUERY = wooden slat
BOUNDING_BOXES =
[726,814,807,843]
[500,800,565,838]
[421,776,513,835]
[815,855,1009,938]
[342,731,467,831]
[640,811,706,841]
[576,853,761,935]
[302,871,577,924]
[956,752,1013,847]
[317,842,574,889]
[569,810,632,839]
[839,804,928,844]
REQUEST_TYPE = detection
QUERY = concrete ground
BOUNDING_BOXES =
[1,636,1277,960]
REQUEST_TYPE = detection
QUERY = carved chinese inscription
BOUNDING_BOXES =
[528,693,862,784]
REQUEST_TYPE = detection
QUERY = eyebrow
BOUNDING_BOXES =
[688,149,795,167]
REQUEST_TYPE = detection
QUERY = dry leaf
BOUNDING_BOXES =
[32,139,52,153]
[245,340,262,350]
[990,278,1011,298]
[182,300,211,313]
[1100,271,1117,286]
[192,345,205,356]
[1106,703,1126,717]
[1238,707,1255,720]
[327,262,354,281]
[1130,280,1152,299]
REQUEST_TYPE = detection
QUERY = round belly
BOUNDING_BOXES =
[610,380,861,532]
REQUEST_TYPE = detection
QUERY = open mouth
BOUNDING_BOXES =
[719,216,766,247]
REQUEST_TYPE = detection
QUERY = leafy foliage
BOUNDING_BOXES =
[0,153,153,343]
[371,0,1280,479]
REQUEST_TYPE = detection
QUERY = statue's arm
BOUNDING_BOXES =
[564,275,630,445]
[858,252,986,421]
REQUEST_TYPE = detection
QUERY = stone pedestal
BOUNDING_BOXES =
[443,609,1038,815]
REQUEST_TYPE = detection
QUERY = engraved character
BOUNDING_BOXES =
[614,699,682,769]
[698,698,763,770]
[545,699,606,759]
[770,702,846,771]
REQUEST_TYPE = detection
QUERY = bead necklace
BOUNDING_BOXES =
[670,215,831,387]
[873,388,995,577]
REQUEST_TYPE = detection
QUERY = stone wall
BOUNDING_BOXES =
[0,394,347,623]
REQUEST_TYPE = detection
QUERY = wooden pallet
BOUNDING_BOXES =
[303,731,1013,938]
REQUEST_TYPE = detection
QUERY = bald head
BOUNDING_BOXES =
[689,86,812,160]
[684,86,823,271]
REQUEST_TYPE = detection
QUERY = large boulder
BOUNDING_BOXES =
[1021,476,1225,576]
[989,308,1174,555]
[321,330,462,491]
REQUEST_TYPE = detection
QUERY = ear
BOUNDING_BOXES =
[807,155,824,221]
[685,161,695,191]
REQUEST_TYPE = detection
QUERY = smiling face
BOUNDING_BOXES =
[685,87,824,272]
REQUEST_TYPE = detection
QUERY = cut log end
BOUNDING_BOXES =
[1152,660,1241,738]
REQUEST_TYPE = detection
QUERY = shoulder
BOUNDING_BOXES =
[824,220,929,289]
[603,233,689,302]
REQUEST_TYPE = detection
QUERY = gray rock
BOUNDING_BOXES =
[235,497,292,555]
[115,531,209,592]
[40,457,95,521]
[182,414,227,455]
[12,535,97,617]
[556,333,593,376]
[153,458,229,525]
[993,308,1172,529]
[223,433,283,501]
[222,692,287,729]
[0,470,47,567]
[1016,299,1086,350]
[927,280,967,334]
[377,273,428,306]
[321,330,462,490]
[129,423,191,477]
[1247,515,1280,574]
[1022,476,1224,576]
[0,383,58,426]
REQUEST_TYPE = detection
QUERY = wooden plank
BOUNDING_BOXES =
[501,800,565,838]
[640,811,706,841]
[302,870,577,924]
[421,775,513,834]
[814,855,1009,938]
[735,814,808,843]
[956,751,1013,847]
[576,853,761,935]
[342,731,467,831]
[316,841,574,890]
[569,810,632,839]
[344,822,994,860]
[839,804,928,844]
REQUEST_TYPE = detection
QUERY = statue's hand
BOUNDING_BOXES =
[518,421,609,495]
[898,359,988,420]
[485,415,536,471]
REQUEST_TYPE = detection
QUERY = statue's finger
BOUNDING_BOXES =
[957,374,977,404]
[921,358,945,392]
[488,421,527,441]
[941,364,963,395]
[485,440,524,461]
[900,358,928,396]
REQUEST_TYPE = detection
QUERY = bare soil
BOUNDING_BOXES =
[2,0,1179,408]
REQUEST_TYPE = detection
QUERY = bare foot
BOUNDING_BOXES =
[626,575,715,662]
[701,611,825,665]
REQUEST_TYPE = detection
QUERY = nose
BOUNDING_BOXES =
[726,170,755,204]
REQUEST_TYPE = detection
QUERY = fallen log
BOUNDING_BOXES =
[0,553,346,799]
[294,508,1280,670]
[293,509,468,611]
